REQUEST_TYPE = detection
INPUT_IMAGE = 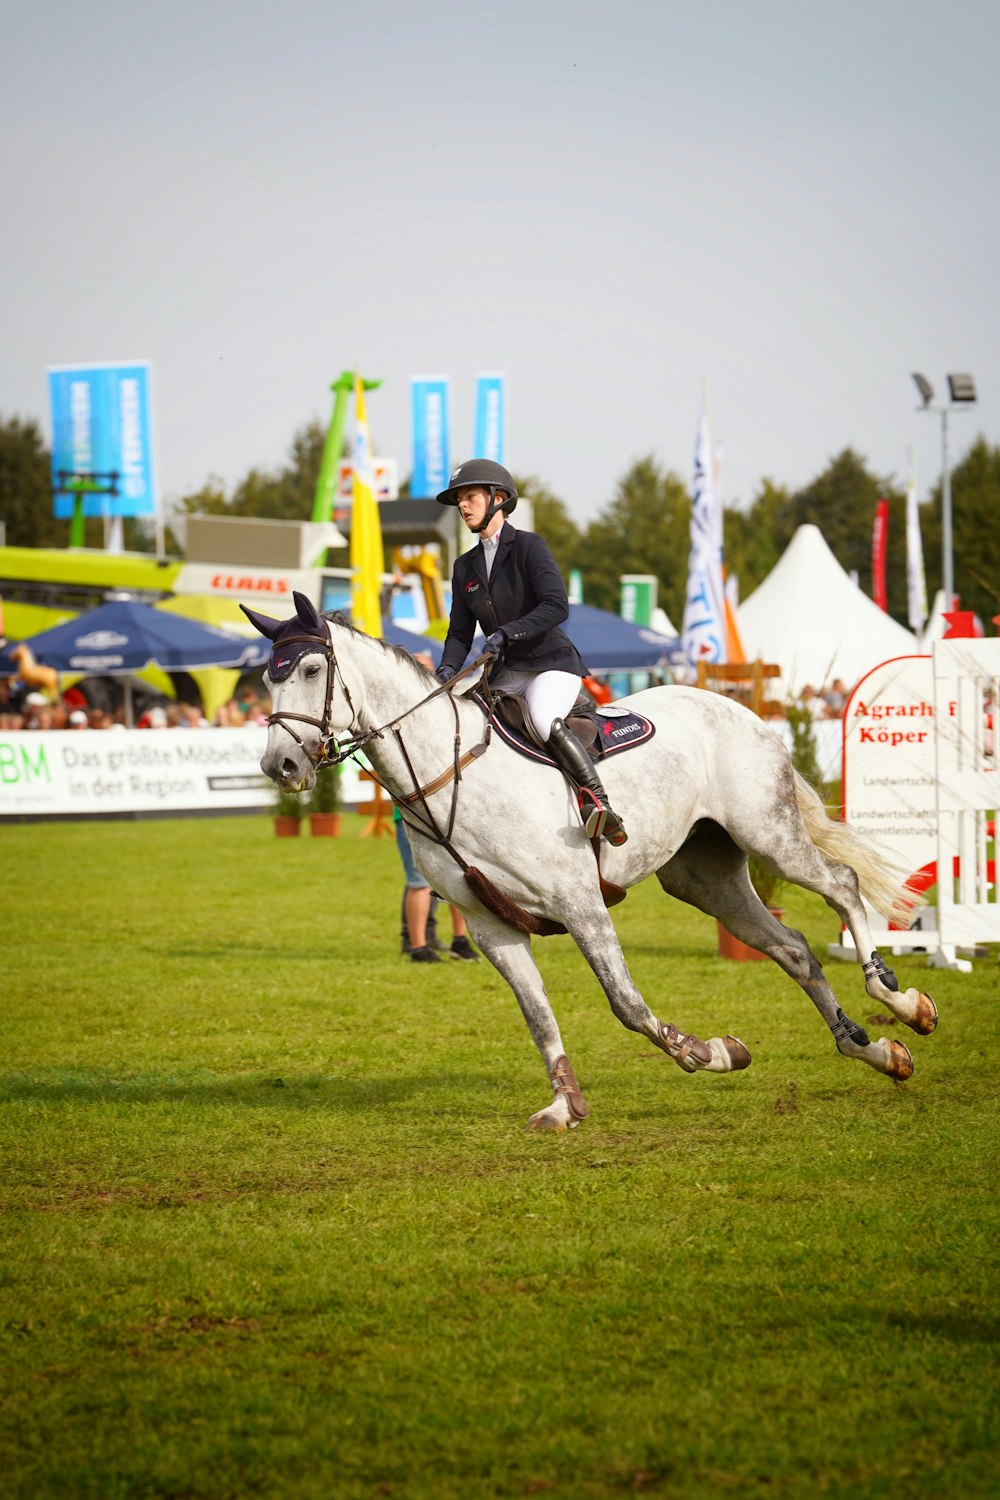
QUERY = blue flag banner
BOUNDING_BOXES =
[48,362,157,518]
[410,376,450,498]
[473,373,505,463]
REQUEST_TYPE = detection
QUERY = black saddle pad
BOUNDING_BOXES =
[475,693,655,767]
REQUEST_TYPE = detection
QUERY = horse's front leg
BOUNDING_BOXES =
[567,901,751,1076]
[465,916,590,1131]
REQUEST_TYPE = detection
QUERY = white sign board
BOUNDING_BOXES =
[842,655,937,894]
[0,728,364,818]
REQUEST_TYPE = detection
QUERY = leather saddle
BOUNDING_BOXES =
[493,691,598,754]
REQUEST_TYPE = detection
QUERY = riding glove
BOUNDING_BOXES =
[433,666,452,685]
[483,629,506,660]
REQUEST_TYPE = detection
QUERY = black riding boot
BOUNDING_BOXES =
[546,717,628,847]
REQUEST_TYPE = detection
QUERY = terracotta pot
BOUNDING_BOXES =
[717,910,784,962]
[309,812,341,837]
[274,815,301,838]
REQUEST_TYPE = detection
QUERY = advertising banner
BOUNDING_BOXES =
[48,362,157,517]
[0,727,364,818]
[681,405,725,667]
[842,655,937,887]
[410,377,450,498]
[473,373,505,464]
[872,498,889,612]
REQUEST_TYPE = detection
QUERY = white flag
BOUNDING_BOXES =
[905,452,928,635]
[682,402,726,668]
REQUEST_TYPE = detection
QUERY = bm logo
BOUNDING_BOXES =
[0,741,51,784]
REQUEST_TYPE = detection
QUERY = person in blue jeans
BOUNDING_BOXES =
[395,808,479,964]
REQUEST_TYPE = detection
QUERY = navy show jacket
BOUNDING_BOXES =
[437,522,589,680]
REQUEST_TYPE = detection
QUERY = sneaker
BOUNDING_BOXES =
[410,946,441,964]
[449,936,480,962]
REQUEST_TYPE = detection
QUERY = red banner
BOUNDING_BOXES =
[872,498,889,612]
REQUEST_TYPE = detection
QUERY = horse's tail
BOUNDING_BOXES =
[793,769,921,927]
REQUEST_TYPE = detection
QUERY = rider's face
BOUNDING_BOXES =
[455,486,491,529]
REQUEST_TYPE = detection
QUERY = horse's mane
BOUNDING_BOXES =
[322,611,440,690]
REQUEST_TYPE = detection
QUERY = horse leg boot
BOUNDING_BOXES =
[546,717,628,847]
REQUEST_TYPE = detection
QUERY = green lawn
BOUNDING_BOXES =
[1,815,997,1498]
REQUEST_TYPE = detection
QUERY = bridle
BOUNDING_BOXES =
[264,627,360,767]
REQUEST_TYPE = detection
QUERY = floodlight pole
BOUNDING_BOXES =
[940,405,953,607]
[910,372,976,609]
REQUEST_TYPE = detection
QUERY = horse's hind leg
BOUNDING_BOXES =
[464,915,590,1131]
[559,898,751,1077]
[658,821,913,1082]
[780,777,938,1037]
[743,780,941,1038]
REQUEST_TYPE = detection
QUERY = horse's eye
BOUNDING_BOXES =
[304,663,321,679]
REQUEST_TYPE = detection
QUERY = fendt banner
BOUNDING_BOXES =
[48,362,157,517]
[473,373,505,464]
[410,376,450,498]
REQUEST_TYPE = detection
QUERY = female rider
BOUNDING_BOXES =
[434,459,627,847]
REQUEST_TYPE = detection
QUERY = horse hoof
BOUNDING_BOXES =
[883,1038,914,1081]
[700,1035,752,1073]
[527,1109,571,1132]
[721,1035,752,1071]
[902,988,938,1036]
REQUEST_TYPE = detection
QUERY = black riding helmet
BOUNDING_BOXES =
[436,459,517,532]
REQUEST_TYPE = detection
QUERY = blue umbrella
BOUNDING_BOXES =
[565,604,680,672]
[0,600,269,725]
[392,606,679,678]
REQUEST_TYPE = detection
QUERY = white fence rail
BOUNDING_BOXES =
[933,639,1000,950]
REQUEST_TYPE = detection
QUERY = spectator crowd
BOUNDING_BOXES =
[0,678,271,732]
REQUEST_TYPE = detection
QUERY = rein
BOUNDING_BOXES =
[265,625,496,855]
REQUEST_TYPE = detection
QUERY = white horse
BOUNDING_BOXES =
[245,594,937,1131]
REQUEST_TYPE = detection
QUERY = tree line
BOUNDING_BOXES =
[2,412,999,630]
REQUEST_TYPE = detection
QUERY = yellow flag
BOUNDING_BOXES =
[350,372,385,637]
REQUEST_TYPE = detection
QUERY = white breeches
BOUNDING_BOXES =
[490,667,582,742]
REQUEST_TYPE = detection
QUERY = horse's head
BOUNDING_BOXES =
[241,591,357,791]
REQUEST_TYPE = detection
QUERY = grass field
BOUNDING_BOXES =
[2,814,998,1498]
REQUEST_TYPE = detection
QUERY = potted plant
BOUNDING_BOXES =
[273,785,305,837]
[717,856,787,962]
[307,764,342,837]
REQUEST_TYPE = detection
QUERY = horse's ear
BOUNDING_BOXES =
[293,591,325,636]
[240,603,283,640]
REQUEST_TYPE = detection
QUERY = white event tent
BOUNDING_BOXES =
[737,524,920,697]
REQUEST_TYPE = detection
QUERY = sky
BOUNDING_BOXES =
[2,0,998,526]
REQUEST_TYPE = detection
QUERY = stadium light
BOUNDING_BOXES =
[911,371,977,606]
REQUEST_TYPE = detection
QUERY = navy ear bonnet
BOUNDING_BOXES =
[240,591,329,682]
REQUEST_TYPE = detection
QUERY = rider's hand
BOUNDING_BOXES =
[483,630,505,660]
[433,665,453,685]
